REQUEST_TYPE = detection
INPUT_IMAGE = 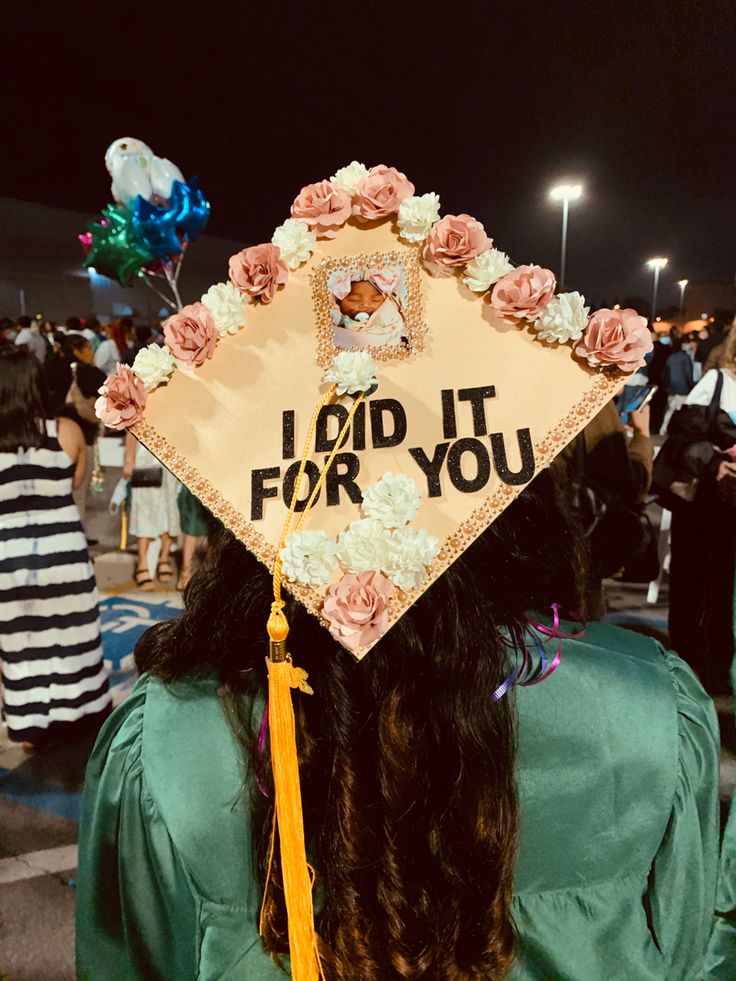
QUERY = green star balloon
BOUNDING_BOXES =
[83,204,156,286]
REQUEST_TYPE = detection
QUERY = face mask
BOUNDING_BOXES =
[659,337,671,345]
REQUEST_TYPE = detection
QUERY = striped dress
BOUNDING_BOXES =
[0,419,110,745]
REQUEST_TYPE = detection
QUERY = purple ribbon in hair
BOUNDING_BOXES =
[491,603,585,702]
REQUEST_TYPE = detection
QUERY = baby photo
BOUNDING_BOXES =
[328,263,409,351]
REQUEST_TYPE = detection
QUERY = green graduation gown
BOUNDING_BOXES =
[76,622,720,980]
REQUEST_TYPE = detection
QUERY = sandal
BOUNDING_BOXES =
[135,566,155,592]
[156,559,174,584]
[176,567,193,592]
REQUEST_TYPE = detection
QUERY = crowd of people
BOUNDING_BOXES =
[0,315,213,751]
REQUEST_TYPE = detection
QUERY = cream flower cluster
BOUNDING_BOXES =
[280,529,338,586]
[463,248,514,292]
[201,282,247,336]
[323,350,379,396]
[281,472,438,594]
[530,291,590,344]
[271,218,317,270]
[131,343,176,391]
[397,192,441,244]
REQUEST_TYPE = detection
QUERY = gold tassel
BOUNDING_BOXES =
[261,386,365,981]
[266,604,321,981]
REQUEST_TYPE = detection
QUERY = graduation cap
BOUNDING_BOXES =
[96,162,652,979]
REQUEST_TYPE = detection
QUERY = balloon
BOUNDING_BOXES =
[105,137,153,176]
[111,158,153,209]
[170,178,210,241]
[150,155,184,200]
[83,205,155,286]
[130,195,184,258]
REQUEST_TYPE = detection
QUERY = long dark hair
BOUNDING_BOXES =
[136,469,583,979]
[0,346,50,453]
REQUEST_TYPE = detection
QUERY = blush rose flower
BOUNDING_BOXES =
[423,214,492,268]
[575,308,653,373]
[489,265,557,326]
[163,302,218,367]
[290,180,352,239]
[228,244,289,303]
[323,570,394,653]
[95,364,147,430]
[352,165,415,221]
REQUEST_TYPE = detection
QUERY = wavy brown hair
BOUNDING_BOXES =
[135,469,583,979]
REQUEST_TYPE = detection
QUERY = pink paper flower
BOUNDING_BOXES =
[490,265,557,325]
[352,165,415,221]
[229,243,289,303]
[163,302,218,367]
[575,308,653,372]
[95,364,147,430]
[291,180,352,239]
[423,214,492,268]
[323,570,394,653]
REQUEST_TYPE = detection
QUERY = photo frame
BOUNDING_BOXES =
[310,248,428,367]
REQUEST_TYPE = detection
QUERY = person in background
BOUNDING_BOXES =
[122,324,153,366]
[0,317,15,345]
[47,334,106,528]
[94,318,132,376]
[15,314,48,362]
[122,432,181,591]
[0,348,110,750]
[176,485,212,591]
[554,400,653,619]
[696,312,731,370]
[647,329,672,434]
[81,316,103,352]
[702,313,736,375]
[668,326,736,695]
[661,334,695,431]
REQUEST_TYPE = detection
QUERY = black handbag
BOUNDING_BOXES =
[130,467,163,488]
[572,436,659,583]
[653,371,736,508]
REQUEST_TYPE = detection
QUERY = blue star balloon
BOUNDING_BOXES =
[170,177,210,242]
[130,195,183,258]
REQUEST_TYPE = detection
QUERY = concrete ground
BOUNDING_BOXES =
[0,471,733,980]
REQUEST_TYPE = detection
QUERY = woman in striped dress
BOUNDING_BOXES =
[0,348,110,749]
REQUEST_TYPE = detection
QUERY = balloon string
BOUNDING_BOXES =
[137,271,177,311]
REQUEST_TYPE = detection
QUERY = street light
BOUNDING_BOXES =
[646,257,668,324]
[677,278,688,318]
[549,183,583,287]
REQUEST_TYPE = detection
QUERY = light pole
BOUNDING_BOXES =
[646,257,668,324]
[677,278,688,319]
[549,183,583,287]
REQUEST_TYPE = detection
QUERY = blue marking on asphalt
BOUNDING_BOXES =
[0,594,183,825]
[0,767,81,823]
[101,593,183,686]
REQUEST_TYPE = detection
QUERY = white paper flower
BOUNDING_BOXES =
[200,282,247,336]
[336,519,391,574]
[280,529,338,586]
[361,472,421,528]
[323,351,378,396]
[397,192,441,243]
[132,343,176,390]
[531,291,590,344]
[330,160,369,195]
[271,218,317,270]
[462,248,514,293]
[384,527,439,591]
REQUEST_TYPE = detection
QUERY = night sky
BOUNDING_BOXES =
[4,1,736,308]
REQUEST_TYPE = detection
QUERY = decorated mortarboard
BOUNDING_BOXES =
[96,161,652,979]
